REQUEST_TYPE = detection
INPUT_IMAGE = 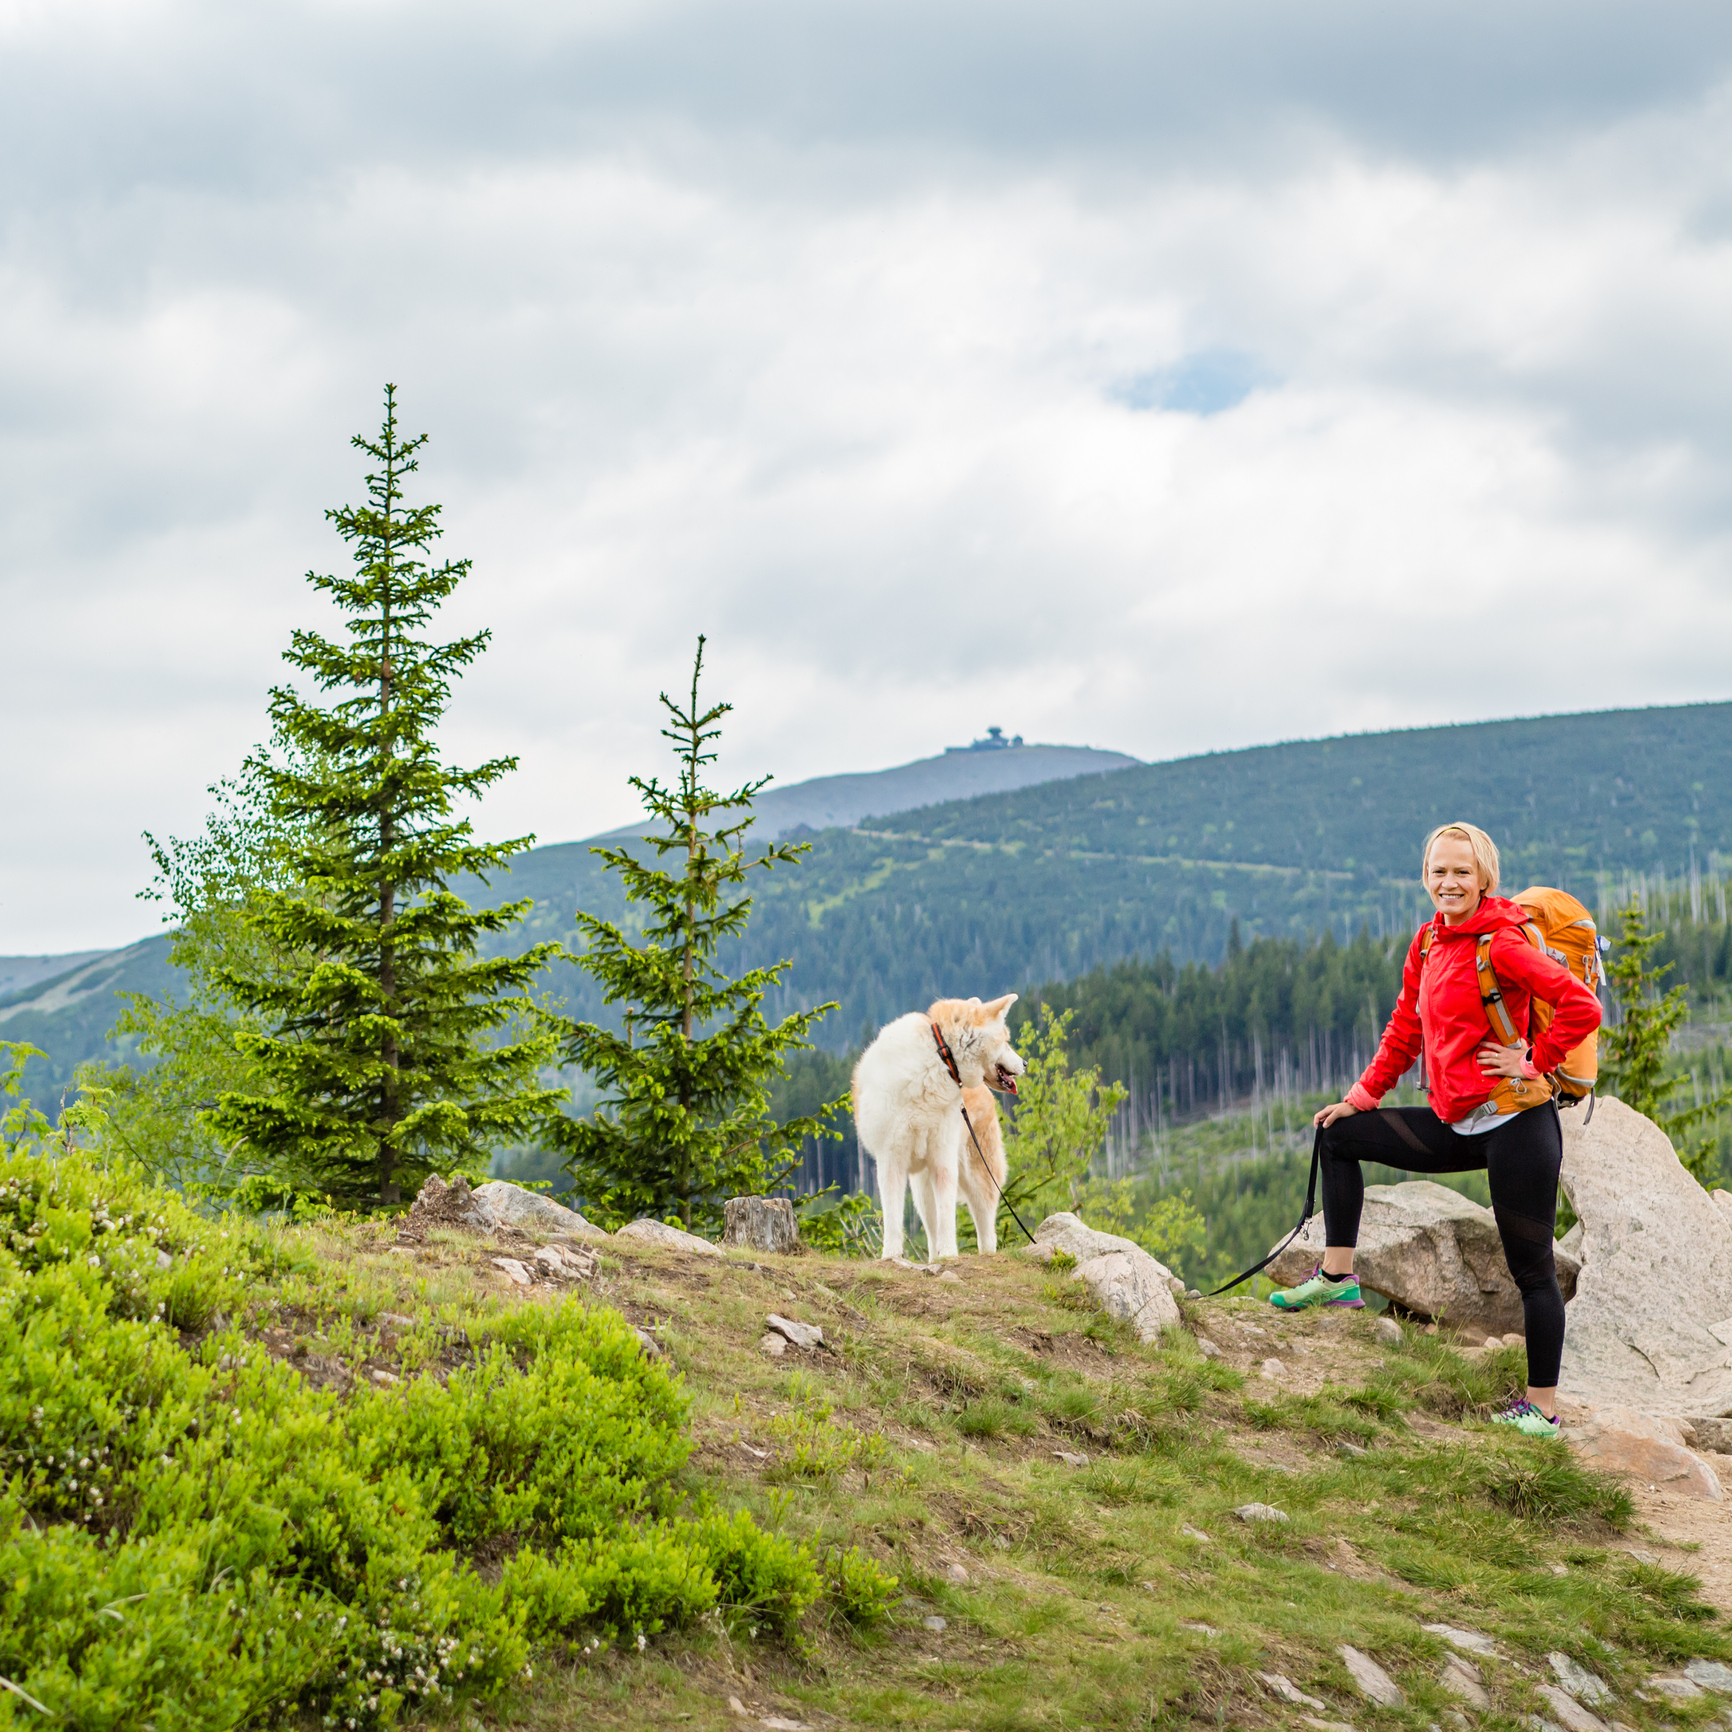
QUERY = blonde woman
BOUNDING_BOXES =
[1270,822,1602,1439]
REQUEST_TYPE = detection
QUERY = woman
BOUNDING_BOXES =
[1270,821,1602,1439]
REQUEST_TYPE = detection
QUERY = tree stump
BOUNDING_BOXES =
[723,1196,799,1254]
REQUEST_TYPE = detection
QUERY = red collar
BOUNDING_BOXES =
[931,1021,962,1087]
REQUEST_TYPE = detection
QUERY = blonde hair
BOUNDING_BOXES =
[1421,822,1500,895]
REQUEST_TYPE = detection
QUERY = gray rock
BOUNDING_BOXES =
[1260,1357,1285,1379]
[1052,1449,1090,1467]
[1684,1659,1732,1693]
[1642,1676,1704,1702]
[1536,1685,1609,1732]
[1424,1624,1499,1658]
[1268,1182,1579,1334]
[1687,1416,1732,1452]
[616,1218,724,1256]
[1559,1098,1732,1415]
[1258,1672,1328,1711]
[943,1562,970,1585]
[1075,1250,1183,1341]
[472,1180,607,1239]
[533,1243,598,1280]
[1440,1654,1490,1710]
[1548,1654,1611,1705]
[1029,1215,1182,1339]
[1374,1316,1404,1346]
[921,1615,947,1632]
[1196,1336,1222,1359]
[723,1195,800,1255]
[1234,1502,1289,1523]
[758,1332,786,1357]
[1180,1524,1211,1543]
[765,1313,824,1351]
[1339,1645,1404,1707]
[490,1256,533,1287]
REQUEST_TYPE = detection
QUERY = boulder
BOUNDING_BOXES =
[1076,1251,1183,1341]
[473,1180,608,1240]
[1266,1180,1579,1335]
[764,1313,824,1351]
[616,1218,724,1257]
[409,1173,499,1231]
[1557,1098,1732,1415]
[1026,1213,1182,1339]
[1566,1405,1723,1502]
[723,1195,800,1255]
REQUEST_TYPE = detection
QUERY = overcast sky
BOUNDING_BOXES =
[5,0,1732,952]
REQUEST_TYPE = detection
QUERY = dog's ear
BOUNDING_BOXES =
[980,993,1017,1022]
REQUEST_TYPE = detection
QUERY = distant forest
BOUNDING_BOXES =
[769,885,1732,1199]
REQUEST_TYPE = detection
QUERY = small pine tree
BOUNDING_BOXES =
[212,386,565,1206]
[556,638,842,1231]
[1603,899,1732,1185]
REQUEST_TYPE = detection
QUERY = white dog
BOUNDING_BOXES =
[852,994,1025,1260]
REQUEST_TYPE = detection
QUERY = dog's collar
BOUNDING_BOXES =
[931,1020,963,1089]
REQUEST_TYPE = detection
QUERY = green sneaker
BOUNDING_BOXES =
[1269,1265,1365,1311]
[1491,1399,1562,1439]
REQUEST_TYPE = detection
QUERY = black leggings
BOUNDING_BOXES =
[1320,1103,1565,1388]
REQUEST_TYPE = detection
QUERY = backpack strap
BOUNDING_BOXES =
[1476,923,1544,1047]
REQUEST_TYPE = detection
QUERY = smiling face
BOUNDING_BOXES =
[1425,834,1487,925]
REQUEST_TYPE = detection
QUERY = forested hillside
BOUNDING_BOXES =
[476,699,1732,1054]
[9,700,1731,1121]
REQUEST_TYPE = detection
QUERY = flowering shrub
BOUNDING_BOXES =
[0,1058,819,1729]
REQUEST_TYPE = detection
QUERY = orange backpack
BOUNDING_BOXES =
[1420,886,1606,1110]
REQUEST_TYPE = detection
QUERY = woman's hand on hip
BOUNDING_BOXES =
[1477,1041,1529,1079]
[1313,1100,1359,1128]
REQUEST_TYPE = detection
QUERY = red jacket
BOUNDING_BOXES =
[1347,896,1603,1124]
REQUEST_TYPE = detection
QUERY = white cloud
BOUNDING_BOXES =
[3,2,1732,948]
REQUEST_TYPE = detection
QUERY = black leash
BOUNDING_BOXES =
[931,1022,1039,1246]
[1206,1124,1322,1297]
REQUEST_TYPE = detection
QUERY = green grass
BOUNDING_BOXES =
[440,1244,1732,1732]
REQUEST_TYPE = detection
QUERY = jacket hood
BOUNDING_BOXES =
[1426,895,1530,941]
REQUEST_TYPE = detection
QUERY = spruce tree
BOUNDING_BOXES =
[1603,899,1731,1184]
[557,638,842,1231]
[212,386,564,1206]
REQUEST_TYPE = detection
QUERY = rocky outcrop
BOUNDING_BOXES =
[616,1218,724,1256]
[1564,1404,1723,1501]
[1025,1213,1182,1339]
[473,1180,608,1240]
[1559,1098,1732,1416]
[723,1196,800,1254]
[1266,1179,1580,1335]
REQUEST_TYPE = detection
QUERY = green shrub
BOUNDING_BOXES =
[0,1103,818,1730]
[765,1408,888,1484]
[693,1509,823,1637]
[821,1545,899,1629]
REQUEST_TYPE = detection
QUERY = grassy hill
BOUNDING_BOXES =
[8,1117,1723,1729]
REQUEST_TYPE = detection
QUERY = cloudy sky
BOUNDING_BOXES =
[6,0,1732,952]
